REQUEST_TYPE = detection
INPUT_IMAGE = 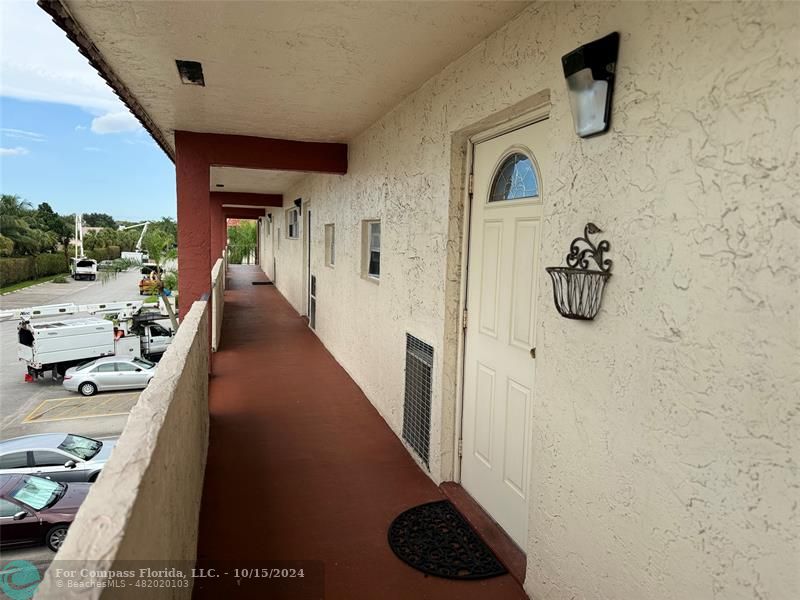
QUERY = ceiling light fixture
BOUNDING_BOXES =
[176,60,205,86]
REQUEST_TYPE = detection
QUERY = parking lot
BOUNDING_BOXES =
[0,269,147,564]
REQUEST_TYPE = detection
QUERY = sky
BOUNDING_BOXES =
[0,0,176,220]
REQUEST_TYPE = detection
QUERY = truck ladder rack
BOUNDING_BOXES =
[0,300,145,322]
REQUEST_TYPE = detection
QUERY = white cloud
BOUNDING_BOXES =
[0,1,142,135]
[0,146,30,156]
[75,125,87,131]
[90,111,140,134]
[83,146,103,152]
[1,128,45,142]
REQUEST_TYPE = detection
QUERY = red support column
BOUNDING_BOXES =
[175,132,211,321]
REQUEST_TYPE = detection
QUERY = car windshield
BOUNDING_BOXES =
[76,359,98,371]
[58,434,102,460]
[131,358,155,369]
[10,476,65,510]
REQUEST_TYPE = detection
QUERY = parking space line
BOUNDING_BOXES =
[21,392,139,423]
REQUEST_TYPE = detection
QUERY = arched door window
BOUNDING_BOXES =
[488,152,538,202]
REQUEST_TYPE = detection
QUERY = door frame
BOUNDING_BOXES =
[303,201,312,317]
[451,102,551,485]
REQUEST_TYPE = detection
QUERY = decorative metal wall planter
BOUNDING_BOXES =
[546,223,613,320]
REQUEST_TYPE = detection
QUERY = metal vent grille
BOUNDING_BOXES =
[309,275,316,329]
[402,334,433,468]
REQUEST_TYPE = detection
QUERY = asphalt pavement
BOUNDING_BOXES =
[0,269,147,564]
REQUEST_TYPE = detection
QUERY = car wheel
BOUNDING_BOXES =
[79,382,97,396]
[46,524,69,551]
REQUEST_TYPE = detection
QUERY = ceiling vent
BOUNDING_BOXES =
[176,60,205,86]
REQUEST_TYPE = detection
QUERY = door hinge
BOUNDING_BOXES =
[458,439,463,458]
[462,309,468,330]
[468,173,474,195]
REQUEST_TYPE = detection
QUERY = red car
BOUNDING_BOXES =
[0,474,89,551]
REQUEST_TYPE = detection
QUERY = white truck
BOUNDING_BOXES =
[71,257,98,281]
[0,301,173,380]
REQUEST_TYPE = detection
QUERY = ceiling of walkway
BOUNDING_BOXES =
[60,0,529,154]
[210,167,306,195]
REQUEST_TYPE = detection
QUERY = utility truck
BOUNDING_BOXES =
[70,258,98,281]
[0,301,174,381]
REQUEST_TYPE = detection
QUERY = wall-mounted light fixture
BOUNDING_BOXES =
[562,32,619,137]
[267,213,272,223]
[294,198,302,210]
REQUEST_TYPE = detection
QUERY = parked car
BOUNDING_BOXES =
[0,473,90,551]
[98,259,115,270]
[0,433,117,482]
[63,356,157,396]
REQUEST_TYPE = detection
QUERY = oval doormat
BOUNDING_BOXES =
[387,500,507,579]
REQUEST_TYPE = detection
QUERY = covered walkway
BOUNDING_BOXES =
[195,265,526,599]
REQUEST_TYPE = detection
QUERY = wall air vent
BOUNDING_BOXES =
[402,334,434,468]
[176,60,205,86]
[309,275,317,329]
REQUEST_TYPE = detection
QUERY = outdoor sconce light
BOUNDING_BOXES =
[562,32,619,137]
[267,213,272,222]
[546,223,613,320]
[294,198,302,209]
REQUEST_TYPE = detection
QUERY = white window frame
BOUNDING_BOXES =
[325,224,336,267]
[286,207,300,239]
[362,219,381,281]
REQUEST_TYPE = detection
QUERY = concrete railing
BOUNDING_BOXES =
[35,301,210,599]
[211,257,225,352]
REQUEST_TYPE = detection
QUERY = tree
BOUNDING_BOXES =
[83,212,116,228]
[0,195,42,255]
[141,229,179,331]
[36,203,72,259]
[227,221,257,264]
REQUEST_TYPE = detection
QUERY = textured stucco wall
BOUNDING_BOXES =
[35,301,210,600]
[268,2,798,599]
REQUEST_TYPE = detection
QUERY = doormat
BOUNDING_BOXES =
[387,500,507,580]
[252,281,274,285]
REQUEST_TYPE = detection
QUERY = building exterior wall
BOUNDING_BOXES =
[265,2,798,599]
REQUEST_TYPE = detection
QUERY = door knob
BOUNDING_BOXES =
[530,348,536,359]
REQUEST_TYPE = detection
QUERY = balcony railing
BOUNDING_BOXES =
[34,301,210,599]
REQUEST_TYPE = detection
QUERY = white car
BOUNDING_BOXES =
[63,356,156,396]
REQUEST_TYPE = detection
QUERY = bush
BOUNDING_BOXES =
[0,257,35,287]
[86,246,121,261]
[35,253,68,277]
[0,253,68,287]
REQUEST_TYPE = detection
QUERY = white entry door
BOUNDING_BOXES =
[461,119,548,549]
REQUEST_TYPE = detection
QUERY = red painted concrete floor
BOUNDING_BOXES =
[194,265,527,600]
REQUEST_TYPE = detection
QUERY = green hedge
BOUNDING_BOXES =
[86,246,121,261]
[0,253,69,287]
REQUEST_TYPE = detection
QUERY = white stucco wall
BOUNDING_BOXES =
[267,2,798,599]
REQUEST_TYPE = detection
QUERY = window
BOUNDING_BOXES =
[93,363,116,373]
[33,451,68,467]
[58,435,102,460]
[0,499,20,518]
[132,357,155,369]
[116,362,138,372]
[325,224,335,267]
[362,220,381,280]
[286,208,300,239]
[0,452,29,469]
[10,477,64,511]
[489,152,539,202]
